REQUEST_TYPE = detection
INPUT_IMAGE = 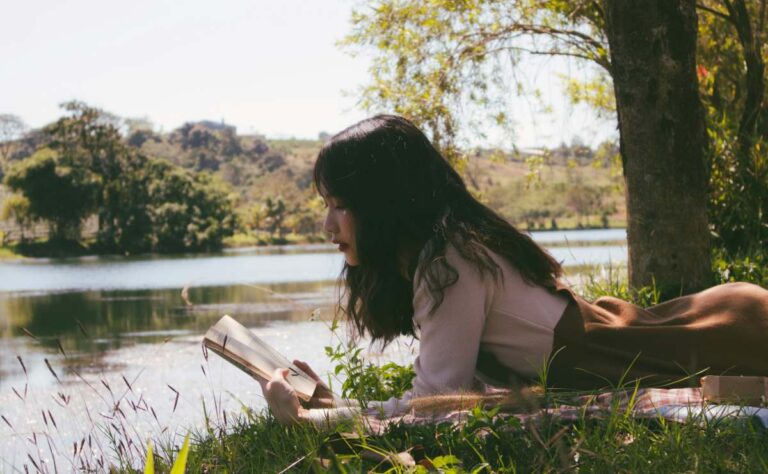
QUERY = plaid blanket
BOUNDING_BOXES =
[362,388,768,434]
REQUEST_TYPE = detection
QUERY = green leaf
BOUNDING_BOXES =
[170,433,191,474]
[144,441,154,474]
[431,454,461,468]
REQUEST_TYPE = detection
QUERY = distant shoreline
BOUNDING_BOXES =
[0,226,627,261]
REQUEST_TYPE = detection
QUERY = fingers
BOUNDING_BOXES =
[293,360,320,380]
[293,360,332,391]
[266,368,289,389]
[263,368,302,425]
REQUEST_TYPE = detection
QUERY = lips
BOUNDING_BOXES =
[332,240,349,252]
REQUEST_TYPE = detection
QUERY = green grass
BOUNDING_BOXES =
[0,245,23,260]
[173,395,768,473]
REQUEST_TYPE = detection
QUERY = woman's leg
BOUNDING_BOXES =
[549,283,768,389]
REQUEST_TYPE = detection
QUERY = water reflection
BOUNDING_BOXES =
[0,251,344,293]
[0,281,337,388]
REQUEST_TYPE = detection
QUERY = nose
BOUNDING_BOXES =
[323,209,337,235]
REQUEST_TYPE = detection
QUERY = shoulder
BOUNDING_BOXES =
[414,241,498,285]
[412,242,498,324]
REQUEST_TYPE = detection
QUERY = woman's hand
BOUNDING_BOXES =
[294,359,336,409]
[261,368,305,425]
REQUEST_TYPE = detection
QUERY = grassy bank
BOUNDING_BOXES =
[0,246,23,260]
[174,401,768,472]
[222,231,328,248]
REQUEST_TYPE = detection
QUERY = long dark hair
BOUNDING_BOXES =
[314,115,562,345]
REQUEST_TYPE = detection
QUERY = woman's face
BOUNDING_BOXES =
[322,195,359,266]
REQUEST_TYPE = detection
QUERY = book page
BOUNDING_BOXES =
[204,315,318,401]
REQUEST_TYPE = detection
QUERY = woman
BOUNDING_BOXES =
[262,115,768,426]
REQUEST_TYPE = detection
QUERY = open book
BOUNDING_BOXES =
[203,315,318,401]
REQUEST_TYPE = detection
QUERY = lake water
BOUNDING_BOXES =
[0,229,627,471]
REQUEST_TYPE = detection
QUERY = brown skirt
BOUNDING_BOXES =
[546,282,768,389]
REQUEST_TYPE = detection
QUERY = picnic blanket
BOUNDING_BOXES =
[362,388,768,434]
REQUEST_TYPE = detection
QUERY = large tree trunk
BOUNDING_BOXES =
[603,0,712,295]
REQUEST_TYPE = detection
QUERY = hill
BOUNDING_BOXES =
[0,119,625,249]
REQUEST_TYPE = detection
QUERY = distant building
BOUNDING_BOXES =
[196,120,236,135]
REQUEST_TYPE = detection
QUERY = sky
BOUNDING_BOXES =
[0,0,616,149]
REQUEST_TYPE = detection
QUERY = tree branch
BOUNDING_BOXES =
[696,3,733,23]
[456,22,610,73]
[472,45,609,72]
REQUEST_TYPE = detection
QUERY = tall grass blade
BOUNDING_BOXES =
[144,441,154,474]
[170,434,190,474]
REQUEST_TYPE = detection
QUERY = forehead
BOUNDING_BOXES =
[317,182,342,200]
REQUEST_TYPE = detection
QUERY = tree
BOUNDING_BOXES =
[145,159,237,252]
[44,101,138,249]
[7,102,238,254]
[0,114,27,165]
[604,1,711,292]
[0,194,33,242]
[264,197,287,238]
[3,148,98,241]
[566,183,600,226]
[125,117,158,148]
[344,0,713,293]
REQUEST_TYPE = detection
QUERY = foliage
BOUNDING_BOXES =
[342,0,607,162]
[486,176,621,230]
[580,265,662,307]
[181,377,768,472]
[0,113,28,166]
[696,0,768,256]
[0,193,33,241]
[562,72,616,119]
[325,334,415,406]
[169,434,190,474]
[2,103,630,252]
[3,147,98,240]
[143,442,154,474]
[712,248,768,287]
[706,118,768,255]
[43,101,153,251]
[143,434,191,474]
[564,182,614,225]
[263,196,287,238]
[183,411,325,473]
[2,103,237,254]
[145,159,237,253]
